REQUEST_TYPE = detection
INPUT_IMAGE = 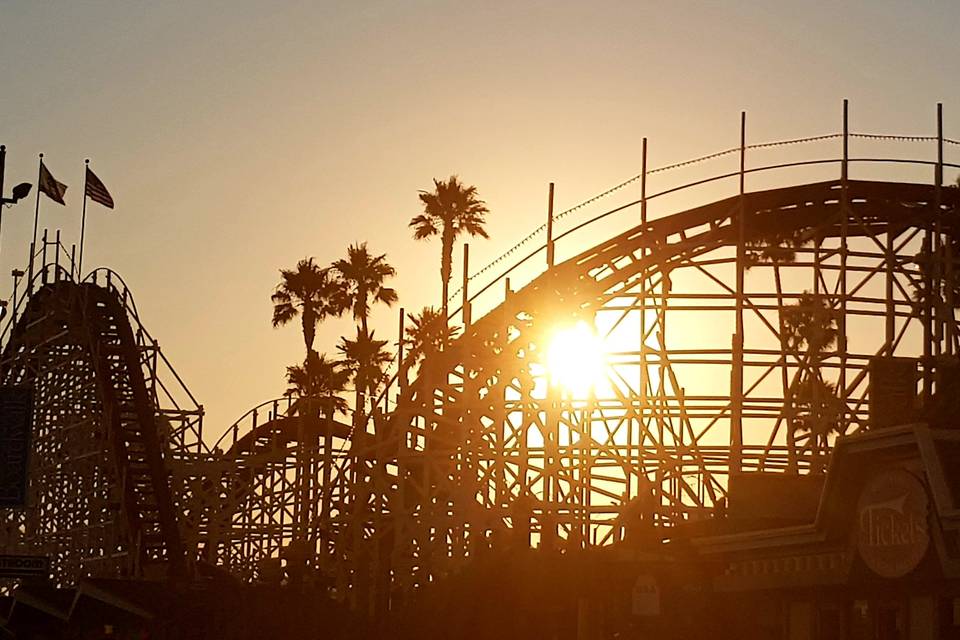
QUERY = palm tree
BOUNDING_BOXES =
[745,220,810,472]
[337,329,393,427]
[789,377,844,466]
[285,351,350,417]
[782,292,842,471]
[782,292,838,359]
[271,258,344,357]
[331,242,398,336]
[410,176,490,316]
[744,213,807,268]
[403,306,461,373]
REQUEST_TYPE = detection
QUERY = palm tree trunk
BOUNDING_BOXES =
[354,386,364,430]
[302,308,316,357]
[359,287,369,337]
[440,225,454,318]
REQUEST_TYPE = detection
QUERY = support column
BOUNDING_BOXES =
[546,183,555,268]
[731,112,746,475]
[839,100,850,433]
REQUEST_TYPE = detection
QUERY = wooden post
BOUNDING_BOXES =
[41,229,48,284]
[731,112,746,475]
[546,182,555,268]
[939,104,953,356]
[839,99,849,433]
[632,136,649,511]
[54,229,61,281]
[398,307,407,392]
[462,243,471,327]
[934,103,944,358]
[922,103,937,400]
[641,137,648,226]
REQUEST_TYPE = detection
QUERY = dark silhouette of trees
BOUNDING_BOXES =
[906,178,960,318]
[403,306,461,373]
[410,176,489,316]
[744,215,807,267]
[329,242,397,429]
[272,258,344,357]
[273,244,398,435]
[331,242,398,336]
[781,292,843,471]
[745,215,816,472]
[338,329,392,426]
[782,292,837,356]
[285,351,350,417]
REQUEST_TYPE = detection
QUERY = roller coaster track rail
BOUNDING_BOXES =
[362,112,960,433]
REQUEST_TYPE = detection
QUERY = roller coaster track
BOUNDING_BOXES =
[0,258,203,584]
[199,400,352,581]
[2,121,960,609]
[346,165,960,596]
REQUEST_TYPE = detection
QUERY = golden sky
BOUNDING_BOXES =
[2,1,959,436]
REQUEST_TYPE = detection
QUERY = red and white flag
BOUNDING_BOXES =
[85,167,114,209]
[38,162,67,205]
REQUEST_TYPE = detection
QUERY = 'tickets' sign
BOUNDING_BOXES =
[856,469,929,578]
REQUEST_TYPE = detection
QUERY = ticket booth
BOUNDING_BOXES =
[694,424,960,640]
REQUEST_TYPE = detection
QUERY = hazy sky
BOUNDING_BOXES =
[2,1,960,436]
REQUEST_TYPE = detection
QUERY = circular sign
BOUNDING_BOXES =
[856,469,929,578]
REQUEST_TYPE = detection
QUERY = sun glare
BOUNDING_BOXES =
[545,321,607,397]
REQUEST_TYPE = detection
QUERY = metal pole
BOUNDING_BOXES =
[79,159,89,277]
[0,145,5,267]
[546,183,555,268]
[29,154,43,291]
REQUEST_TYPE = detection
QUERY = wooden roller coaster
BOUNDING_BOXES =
[2,110,960,620]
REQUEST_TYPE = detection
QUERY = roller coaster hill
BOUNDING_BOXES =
[4,104,960,638]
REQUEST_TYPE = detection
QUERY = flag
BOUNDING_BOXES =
[85,167,114,209]
[38,162,67,205]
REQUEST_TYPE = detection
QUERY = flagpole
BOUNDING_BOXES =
[0,145,6,268]
[28,153,43,291]
[79,159,89,278]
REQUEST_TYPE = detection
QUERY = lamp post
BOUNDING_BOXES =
[0,145,33,207]
[0,145,34,320]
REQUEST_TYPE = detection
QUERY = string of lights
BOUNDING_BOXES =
[448,132,960,304]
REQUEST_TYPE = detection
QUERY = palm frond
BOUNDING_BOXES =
[272,302,297,328]
[410,213,440,239]
[330,242,398,327]
[272,257,345,348]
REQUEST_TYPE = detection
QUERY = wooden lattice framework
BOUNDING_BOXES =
[0,260,204,586]
[336,176,960,607]
[2,115,960,615]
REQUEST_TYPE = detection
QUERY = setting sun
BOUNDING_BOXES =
[545,321,607,397]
